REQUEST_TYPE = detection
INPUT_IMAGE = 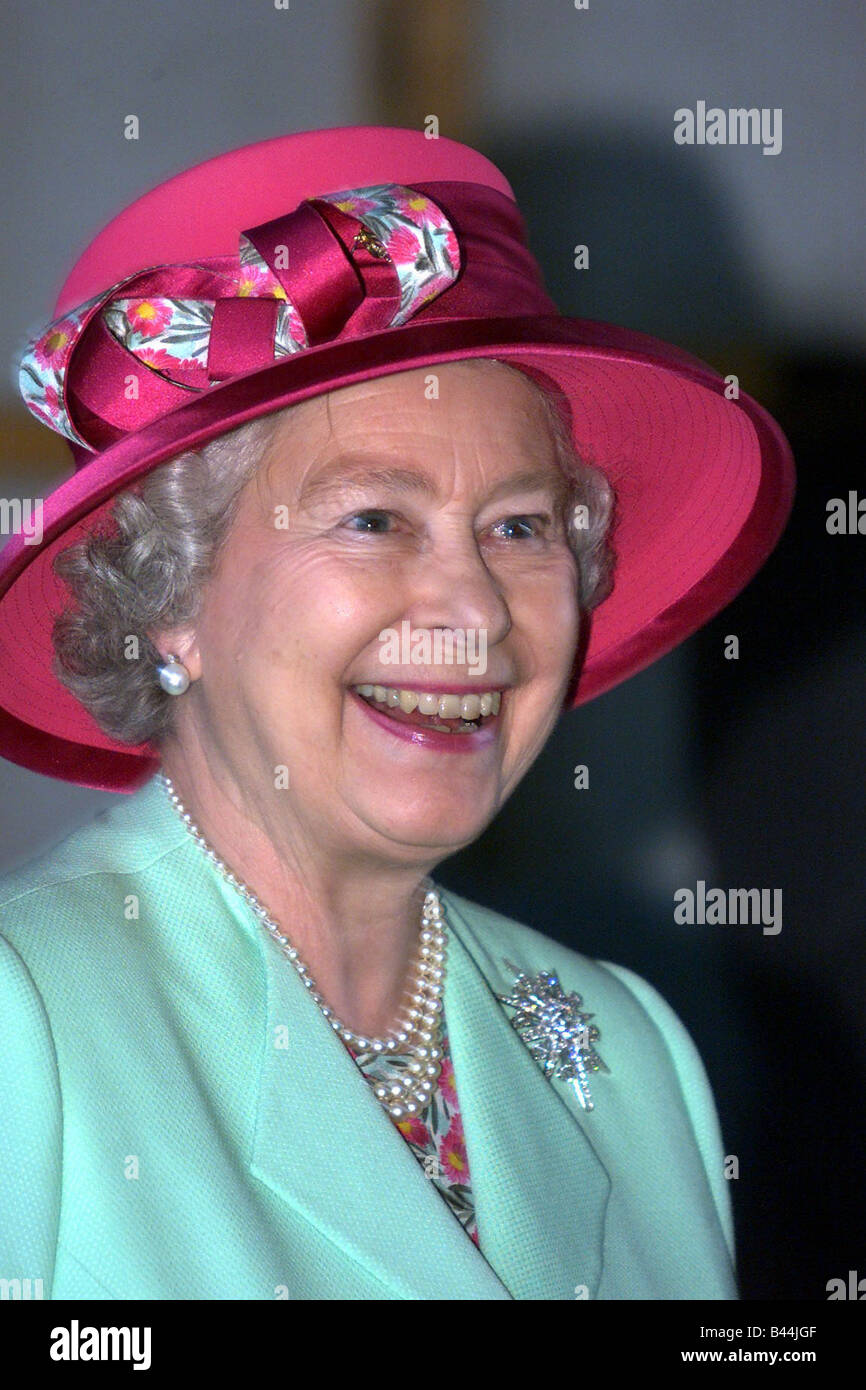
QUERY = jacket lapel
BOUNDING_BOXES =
[248,903,513,1299]
[247,880,610,1300]
[442,890,612,1300]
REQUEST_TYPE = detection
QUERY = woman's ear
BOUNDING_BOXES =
[149,625,202,683]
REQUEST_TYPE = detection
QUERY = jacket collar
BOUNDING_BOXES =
[247,878,611,1299]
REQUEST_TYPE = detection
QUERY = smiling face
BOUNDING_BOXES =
[162,360,581,867]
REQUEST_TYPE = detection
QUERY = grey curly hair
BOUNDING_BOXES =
[52,361,617,746]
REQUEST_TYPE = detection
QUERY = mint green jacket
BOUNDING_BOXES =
[0,776,736,1300]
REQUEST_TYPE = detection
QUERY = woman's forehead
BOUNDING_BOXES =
[266,359,554,458]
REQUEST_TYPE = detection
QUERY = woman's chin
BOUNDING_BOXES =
[356,797,496,858]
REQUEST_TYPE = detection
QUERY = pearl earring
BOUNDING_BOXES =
[156,653,191,695]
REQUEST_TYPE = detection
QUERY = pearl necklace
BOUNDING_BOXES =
[157,772,447,1120]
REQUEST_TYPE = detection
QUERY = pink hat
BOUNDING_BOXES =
[2,125,795,792]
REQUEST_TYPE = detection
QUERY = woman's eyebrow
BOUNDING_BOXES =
[297,459,437,506]
[483,468,570,507]
[296,457,569,508]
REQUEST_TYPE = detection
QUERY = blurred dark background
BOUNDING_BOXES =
[1,0,863,1300]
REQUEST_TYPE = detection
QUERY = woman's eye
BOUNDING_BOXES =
[343,510,395,534]
[492,515,546,540]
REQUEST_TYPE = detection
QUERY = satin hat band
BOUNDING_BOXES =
[19,177,555,461]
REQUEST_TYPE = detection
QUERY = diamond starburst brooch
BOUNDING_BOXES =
[495,961,609,1110]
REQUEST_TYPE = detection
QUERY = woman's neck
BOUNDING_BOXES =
[157,737,440,1042]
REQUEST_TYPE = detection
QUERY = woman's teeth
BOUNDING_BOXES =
[353,684,502,731]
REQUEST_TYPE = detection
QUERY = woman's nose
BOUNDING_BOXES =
[405,533,511,647]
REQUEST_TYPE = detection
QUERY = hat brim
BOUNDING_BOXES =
[0,313,795,791]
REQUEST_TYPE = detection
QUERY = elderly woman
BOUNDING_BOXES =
[0,127,794,1300]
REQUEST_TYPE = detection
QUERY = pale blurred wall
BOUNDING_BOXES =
[0,0,862,866]
[478,0,865,352]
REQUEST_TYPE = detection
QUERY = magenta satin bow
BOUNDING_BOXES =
[19,183,461,452]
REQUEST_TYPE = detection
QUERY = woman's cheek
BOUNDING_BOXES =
[508,564,579,643]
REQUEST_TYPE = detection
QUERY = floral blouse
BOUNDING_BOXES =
[344,1024,480,1248]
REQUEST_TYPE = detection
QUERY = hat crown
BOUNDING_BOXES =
[56,125,517,314]
[21,128,558,459]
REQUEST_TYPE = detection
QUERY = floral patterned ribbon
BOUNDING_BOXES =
[19,184,460,452]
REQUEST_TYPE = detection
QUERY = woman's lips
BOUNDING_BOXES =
[348,688,502,752]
